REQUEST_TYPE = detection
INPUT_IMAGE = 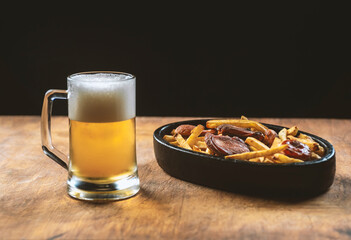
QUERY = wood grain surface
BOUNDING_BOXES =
[0,116,351,240]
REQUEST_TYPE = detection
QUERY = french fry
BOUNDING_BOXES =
[241,115,249,120]
[315,145,325,156]
[185,124,205,147]
[271,137,282,149]
[206,119,269,135]
[311,152,321,160]
[287,126,299,136]
[205,148,213,155]
[263,158,274,163]
[298,133,313,141]
[169,141,179,146]
[195,140,207,150]
[175,134,192,150]
[225,144,288,160]
[287,135,319,151]
[245,137,274,161]
[273,153,304,163]
[245,137,269,150]
[278,128,287,141]
[249,146,259,152]
[193,145,205,153]
[163,135,176,142]
[197,136,205,141]
[249,157,264,163]
[297,133,322,148]
[249,159,260,163]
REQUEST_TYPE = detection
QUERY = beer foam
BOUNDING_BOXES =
[68,73,135,122]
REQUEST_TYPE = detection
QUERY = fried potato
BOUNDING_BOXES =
[175,134,192,150]
[192,145,206,153]
[245,137,274,162]
[245,137,269,150]
[287,126,299,136]
[311,152,321,160]
[169,141,179,146]
[205,148,213,155]
[249,159,260,162]
[315,145,325,156]
[249,157,264,163]
[163,135,176,142]
[197,136,205,141]
[249,146,259,152]
[270,137,282,149]
[185,124,205,147]
[273,153,304,163]
[241,115,249,120]
[263,158,274,163]
[278,128,287,141]
[195,140,207,150]
[206,119,269,135]
[298,133,313,141]
[225,144,288,160]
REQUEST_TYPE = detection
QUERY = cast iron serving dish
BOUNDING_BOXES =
[153,119,335,196]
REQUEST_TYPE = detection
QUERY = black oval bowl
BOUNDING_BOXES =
[153,119,336,196]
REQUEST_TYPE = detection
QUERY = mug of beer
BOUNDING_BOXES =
[41,71,140,201]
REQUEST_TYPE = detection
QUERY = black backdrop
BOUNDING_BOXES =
[1,2,350,118]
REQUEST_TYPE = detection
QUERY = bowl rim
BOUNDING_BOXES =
[153,119,335,168]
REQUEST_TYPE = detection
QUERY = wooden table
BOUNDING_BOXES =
[1,116,351,239]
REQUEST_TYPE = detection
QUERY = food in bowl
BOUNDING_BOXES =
[162,116,325,164]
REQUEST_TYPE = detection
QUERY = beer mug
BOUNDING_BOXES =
[41,71,140,201]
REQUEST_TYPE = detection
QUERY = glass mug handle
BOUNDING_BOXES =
[41,89,69,170]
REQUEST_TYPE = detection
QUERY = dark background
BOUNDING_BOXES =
[1,2,350,118]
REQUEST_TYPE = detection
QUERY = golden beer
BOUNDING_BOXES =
[69,118,136,180]
[66,71,139,201]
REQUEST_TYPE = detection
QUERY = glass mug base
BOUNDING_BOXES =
[67,171,140,201]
